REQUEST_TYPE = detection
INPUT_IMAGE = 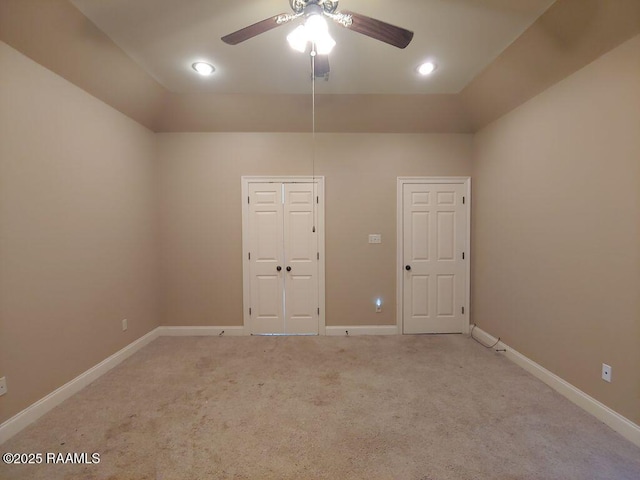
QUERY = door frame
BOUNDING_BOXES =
[241,176,326,335]
[396,177,471,334]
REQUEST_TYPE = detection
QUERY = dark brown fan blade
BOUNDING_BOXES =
[314,55,330,78]
[340,10,414,49]
[221,13,291,45]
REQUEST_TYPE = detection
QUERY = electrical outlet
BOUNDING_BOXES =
[122,319,128,332]
[0,377,7,396]
[601,363,612,383]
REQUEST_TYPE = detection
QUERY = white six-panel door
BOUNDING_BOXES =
[243,178,324,335]
[283,183,319,334]
[248,183,285,334]
[399,179,469,334]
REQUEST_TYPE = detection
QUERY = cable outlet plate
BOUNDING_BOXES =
[602,363,612,383]
[0,377,7,396]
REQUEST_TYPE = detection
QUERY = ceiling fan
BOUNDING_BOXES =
[221,0,414,77]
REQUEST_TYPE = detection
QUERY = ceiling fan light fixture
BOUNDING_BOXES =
[192,62,215,76]
[417,62,437,76]
[305,13,328,38]
[287,12,336,55]
[314,33,336,55]
[306,14,335,54]
[287,25,309,53]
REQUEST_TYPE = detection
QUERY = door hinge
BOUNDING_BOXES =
[462,306,465,315]
[316,196,319,204]
[317,307,320,315]
[248,252,251,260]
[462,196,465,204]
[462,252,465,260]
[249,307,252,316]
[317,252,319,260]
[248,196,250,204]
[313,226,316,233]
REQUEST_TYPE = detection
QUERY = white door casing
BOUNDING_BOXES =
[397,178,470,334]
[242,177,325,335]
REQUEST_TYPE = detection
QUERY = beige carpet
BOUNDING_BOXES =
[1,335,639,479]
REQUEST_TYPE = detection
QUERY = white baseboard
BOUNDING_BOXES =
[161,325,398,337]
[471,325,640,448]
[0,328,159,445]
[0,325,246,444]
[325,325,399,336]
[6,323,637,450]
[157,326,245,336]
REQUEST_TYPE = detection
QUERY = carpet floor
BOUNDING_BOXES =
[1,335,639,479]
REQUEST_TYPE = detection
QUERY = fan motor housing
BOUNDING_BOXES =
[290,0,339,15]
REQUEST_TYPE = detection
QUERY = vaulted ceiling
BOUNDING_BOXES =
[1,0,639,132]
[69,0,554,95]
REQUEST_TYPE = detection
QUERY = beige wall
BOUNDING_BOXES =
[157,133,472,328]
[0,42,160,423]
[471,34,640,423]
[2,24,639,435]
[0,0,166,130]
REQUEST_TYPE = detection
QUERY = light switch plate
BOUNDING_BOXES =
[0,377,7,396]
[368,234,382,244]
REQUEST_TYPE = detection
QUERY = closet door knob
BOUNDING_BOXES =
[286,266,292,272]
[405,265,412,271]
[276,266,282,272]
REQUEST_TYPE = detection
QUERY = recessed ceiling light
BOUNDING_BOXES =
[417,62,437,76]
[192,62,215,76]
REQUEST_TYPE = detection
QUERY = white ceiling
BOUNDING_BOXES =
[70,0,555,95]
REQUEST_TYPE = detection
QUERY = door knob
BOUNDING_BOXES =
[286,266,292,272]
[405,265,411,271]
[276,266,282,272]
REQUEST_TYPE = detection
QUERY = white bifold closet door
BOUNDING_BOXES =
[247,182,319,335]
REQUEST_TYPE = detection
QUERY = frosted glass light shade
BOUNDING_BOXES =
[287,14,335,55]
[192,62,215,75]
[287,25,309,53]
